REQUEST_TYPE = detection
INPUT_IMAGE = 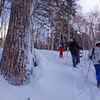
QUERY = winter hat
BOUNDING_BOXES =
[73,38,76,41]
[95,41,100,46]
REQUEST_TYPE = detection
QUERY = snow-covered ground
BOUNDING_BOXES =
[0,49,100,100]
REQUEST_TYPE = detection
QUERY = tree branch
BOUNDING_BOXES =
[7,0,17,4]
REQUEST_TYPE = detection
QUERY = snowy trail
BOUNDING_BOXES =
[38,50,100,100]
[36,50,79,100]
[0,49,100,100]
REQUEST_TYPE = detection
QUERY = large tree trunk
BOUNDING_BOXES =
[0,0,34,85]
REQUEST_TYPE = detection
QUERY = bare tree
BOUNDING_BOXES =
[0,0,5,17]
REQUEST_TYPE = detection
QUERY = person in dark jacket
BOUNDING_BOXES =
[69,38,83,67]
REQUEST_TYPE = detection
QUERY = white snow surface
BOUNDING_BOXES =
[0,49,100,100]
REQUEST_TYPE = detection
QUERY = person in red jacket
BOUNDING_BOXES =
[58,45,65,58]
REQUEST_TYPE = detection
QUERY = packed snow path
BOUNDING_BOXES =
[35,50,100,100]
[0,49,100,100]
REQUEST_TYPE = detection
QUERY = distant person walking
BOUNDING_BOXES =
[88,41,100,88]
[69,38,83,67]
[58,45,65,58]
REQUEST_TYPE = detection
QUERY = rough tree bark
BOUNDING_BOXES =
[0,0,34,85]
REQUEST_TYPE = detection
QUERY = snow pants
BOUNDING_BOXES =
[75,55,82,63]
[94,64,100,82]
[59,52,63,58]
[72,54,80,66]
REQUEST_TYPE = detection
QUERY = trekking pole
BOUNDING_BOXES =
[86,60,91,83]
[82,48,87,67]
[87,58,90,61]
[66,47,69,63]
